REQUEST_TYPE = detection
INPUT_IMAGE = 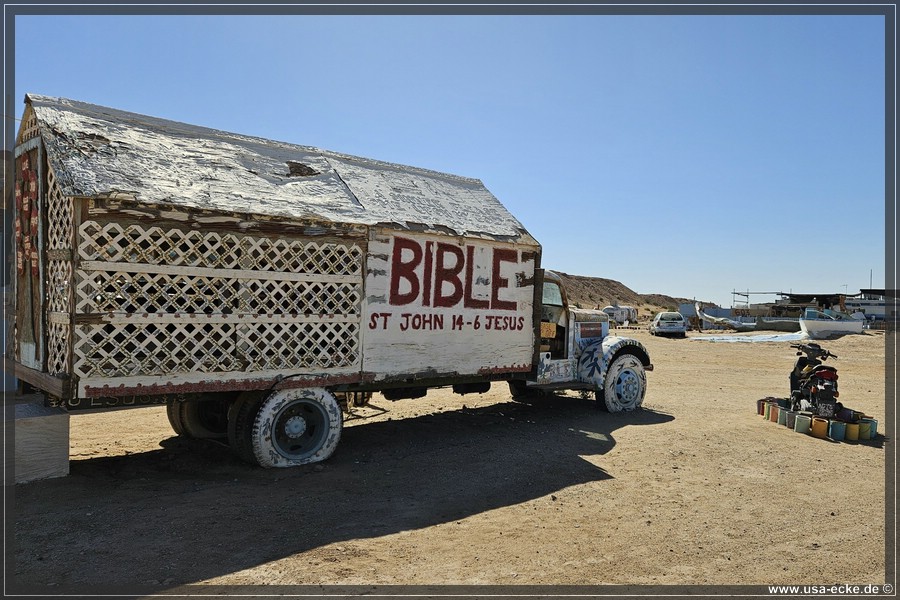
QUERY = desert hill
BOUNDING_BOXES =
[554,271,701,323]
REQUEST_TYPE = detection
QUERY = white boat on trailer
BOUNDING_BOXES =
[799,308,864,339]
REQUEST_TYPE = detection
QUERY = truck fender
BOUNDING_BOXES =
[577,336,652,388]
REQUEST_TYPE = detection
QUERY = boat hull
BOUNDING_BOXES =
[799,318,864,339]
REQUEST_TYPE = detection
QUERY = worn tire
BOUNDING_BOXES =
[508,379,529,399]
[179,396,229,439]
[251,388,343,468]
[228,391,264,465]
[598,353,646,412]
[166,400,186,436]
[508,380,547,404]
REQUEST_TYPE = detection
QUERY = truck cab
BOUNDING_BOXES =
[510,270,653,411]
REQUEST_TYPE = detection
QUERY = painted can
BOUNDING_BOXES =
[811,417,829,439]
[837,407,854,422]
[785,410,797,429]
[764,402,771,420]
[757,399,767,415]
[845,422,860,441]
[858,420,872,440]
[794,414,812,434]
[770,405,780,423]
[859,418,877,440]
[777,408,787,426]
[777,398,790,409]
[828,420,846,442]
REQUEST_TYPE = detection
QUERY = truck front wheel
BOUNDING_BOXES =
[251,387,343,468]
[597,353,646,412]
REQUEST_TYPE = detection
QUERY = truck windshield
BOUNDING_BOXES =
[543,283,564,307]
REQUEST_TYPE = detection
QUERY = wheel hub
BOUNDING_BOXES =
[283,415,308,438]
[616,370,639,403]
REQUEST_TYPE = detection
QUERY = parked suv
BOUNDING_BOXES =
[649,312,687,337]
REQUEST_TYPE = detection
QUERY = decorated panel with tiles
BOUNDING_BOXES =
[73,219,364,393]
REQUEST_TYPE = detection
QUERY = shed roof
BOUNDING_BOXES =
[23,94,536,243]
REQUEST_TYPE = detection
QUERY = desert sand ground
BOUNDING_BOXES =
[10,328,890,594]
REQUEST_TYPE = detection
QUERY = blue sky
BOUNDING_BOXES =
[11,12,888,308]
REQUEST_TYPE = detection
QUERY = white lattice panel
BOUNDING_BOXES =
[73,220,365,382]
[76,271,360,316]
[79,221,241,268]
[241,280,360,315]
[74,320,360,378]
[47,260,73,314]
[45,166,74,378]
[47,322,70,375]
[46,168,73,250]
[74,322,241,378]
[238,322,359,371]
[238,236,362,274]
[78,220,362,275]
[76,271,238,315]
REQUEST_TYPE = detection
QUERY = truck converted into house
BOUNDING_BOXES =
[7,94,652,470]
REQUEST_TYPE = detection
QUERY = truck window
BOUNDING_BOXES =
[543,282,564,307]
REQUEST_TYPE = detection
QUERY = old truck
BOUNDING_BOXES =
[6,94,652,470]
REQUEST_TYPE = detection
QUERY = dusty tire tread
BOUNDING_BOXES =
[603,353,647,412]
[251,388,343,468]
[166,400,186,436]
[228,392,264,465]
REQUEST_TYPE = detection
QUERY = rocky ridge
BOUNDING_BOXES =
[555,271,702,322]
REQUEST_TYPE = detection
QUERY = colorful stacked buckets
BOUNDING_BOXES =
[757,398,878,443]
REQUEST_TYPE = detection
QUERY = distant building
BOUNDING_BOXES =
[602,304,637,324]
[843,289,890,322]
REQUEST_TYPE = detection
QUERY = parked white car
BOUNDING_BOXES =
[649,312,688,337]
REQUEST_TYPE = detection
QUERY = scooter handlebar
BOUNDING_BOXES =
[790,343,836,359]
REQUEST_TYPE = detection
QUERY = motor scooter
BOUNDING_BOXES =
[789,343,842,416]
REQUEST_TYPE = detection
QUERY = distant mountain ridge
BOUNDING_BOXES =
[554,271,701,321]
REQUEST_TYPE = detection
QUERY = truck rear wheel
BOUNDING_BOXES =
[166,395,228,439]
[508,379,548,404]
[166,399,186,436]
[597,353,646,412]
[250,387,343,468]
[227,391,264,465]
[508,379,530,399]
[179,395,229,439]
